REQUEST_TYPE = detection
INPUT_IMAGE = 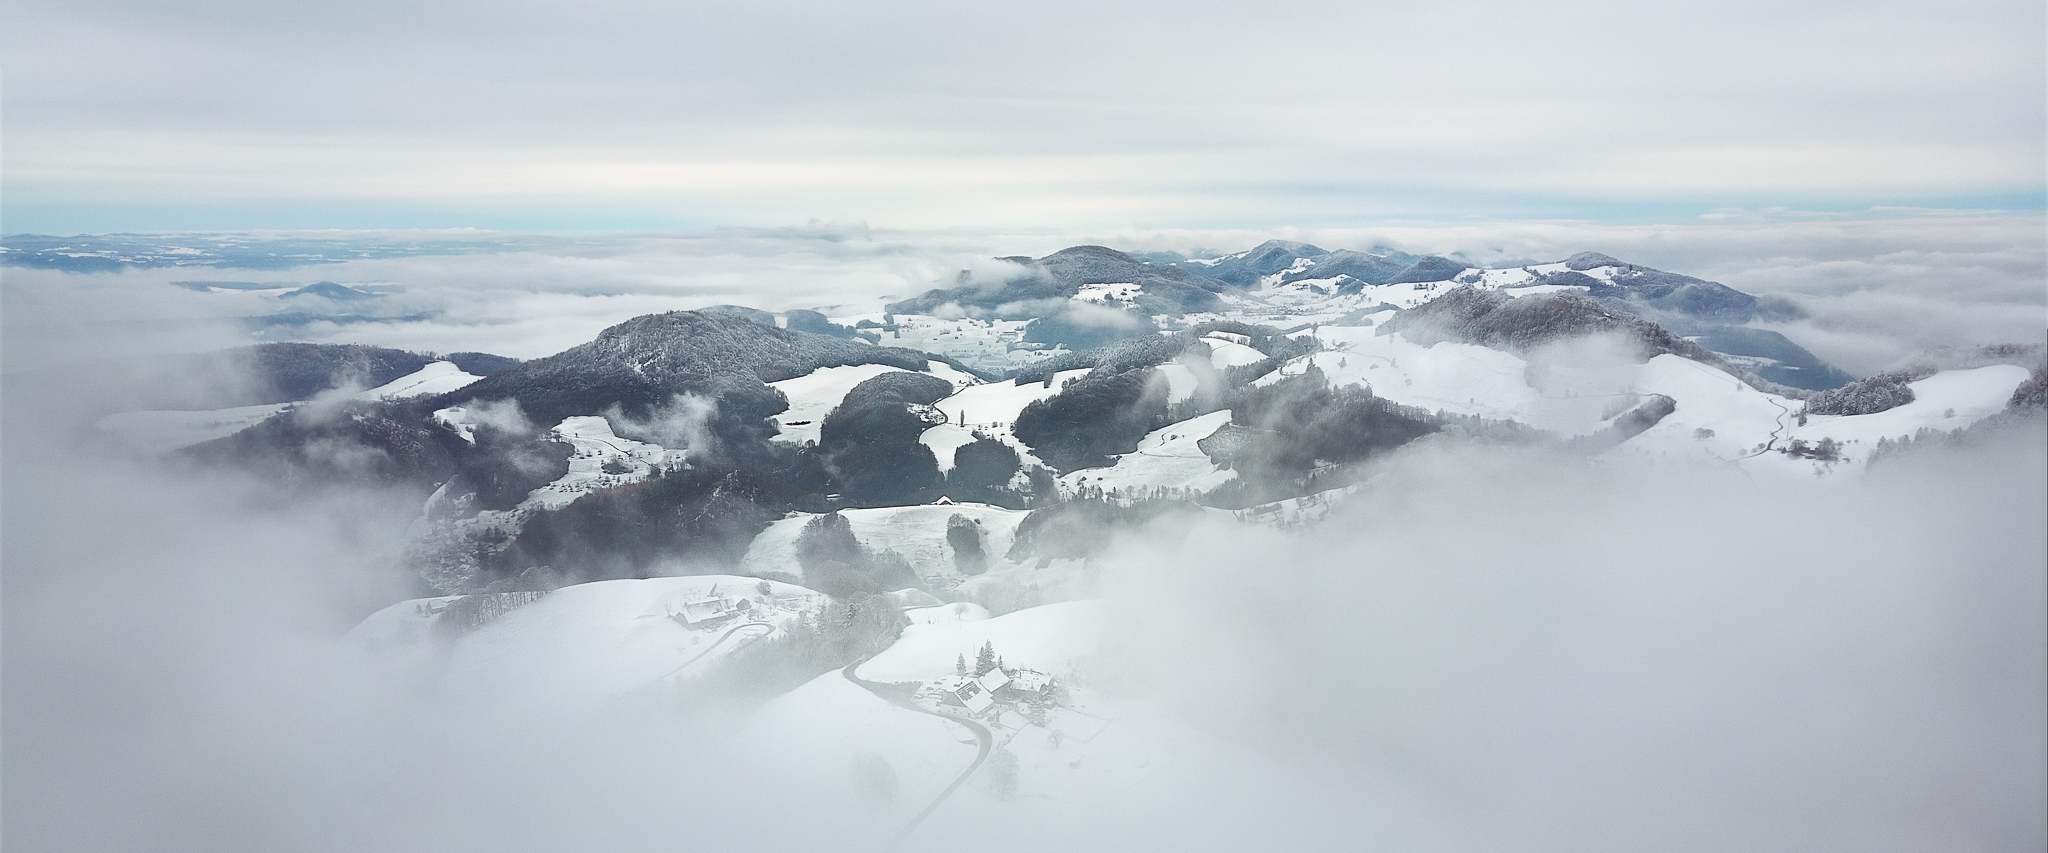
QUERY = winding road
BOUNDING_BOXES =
[655,620,776,681]
[841,652,993,850]
[1740,394,1795,459]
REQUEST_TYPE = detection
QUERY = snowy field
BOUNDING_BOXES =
[519,416,679,510]
[355,361,483,400]
[347,575,826,712]
[1060,409,1237,496]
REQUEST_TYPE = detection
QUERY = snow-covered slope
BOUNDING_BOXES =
[932,369,1089,429]
[1724,363,2033,481]
[525,416,679,510]
[768,363,982,446]
[347,575,827,710]
[355,360,483,400]
[1059,410,1237,496]
[736,599,1369,852]
[918,369,1090,470]
[767,363,913,446]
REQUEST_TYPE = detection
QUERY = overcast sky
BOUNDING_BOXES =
[5,0,2044,232]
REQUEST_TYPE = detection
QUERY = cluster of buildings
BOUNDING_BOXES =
[669,594,752,629]
[917,667,1058,720]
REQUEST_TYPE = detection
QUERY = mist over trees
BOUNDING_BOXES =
[1197,366,1439,507]
[1022,304,1161,350]
[795,511,920,597]
[442,423,572,511]
[436,311,937,464]
[182,399,465,494]
[476,464,798,585]
[947,513,989,575]
[1005,496,1205,565]
[886,245,1226,320]
[12,227,2046,853]
[1014,369,1171,472]
[1381,286,1722,366]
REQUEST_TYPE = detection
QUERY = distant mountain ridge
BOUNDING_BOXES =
[877,240,1847,389]
[119,268,2040,598]
[86,236,2040,602]
[887,245,1229,319]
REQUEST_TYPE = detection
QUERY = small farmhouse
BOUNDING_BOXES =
[925,674,996,716]
[917,667,1059,719]
[1004,668,1054,699]
[671,595,750,629]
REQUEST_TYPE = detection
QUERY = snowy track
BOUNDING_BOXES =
[654,621,775,681]
[841,651,992,850]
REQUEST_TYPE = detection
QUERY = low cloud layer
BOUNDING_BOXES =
[1101,434,2046,851]
[6,351,2041,851]
[6,218,2039,376]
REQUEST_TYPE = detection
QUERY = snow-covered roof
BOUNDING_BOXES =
[948,679,994,713]
[1009,669,1053,691]
[977,669,1012,693]
[679,596,735,624]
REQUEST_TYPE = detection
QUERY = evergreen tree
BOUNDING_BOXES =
[975,641,997,676]
[956,653,968,676]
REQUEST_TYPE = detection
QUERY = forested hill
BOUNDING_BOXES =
[434,310,947,447]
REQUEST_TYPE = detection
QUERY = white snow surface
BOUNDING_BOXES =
[1203,338,1267,369]
[1717,364,2032,482]
[431,405,479,443]
[934,369,1089,429]
[1060,410,1237,496]
[354,361,483,400]
[740,601,1110,839]
[1795,364,2029,447]
[737,600,1369,850]
[1154,362,1201,406]
[767,363,909,446]
[1279,325,2029,482]
[918,422,980,473]
[346,576,826,711]
[1073,282,1142,305]
[768,363,978,446]
[520,416,677,510]
[858,599,1105,683]
[924,369,1088,471]
[834,314,1050,375]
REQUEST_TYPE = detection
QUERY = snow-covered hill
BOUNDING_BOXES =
[129,243,2041,606]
